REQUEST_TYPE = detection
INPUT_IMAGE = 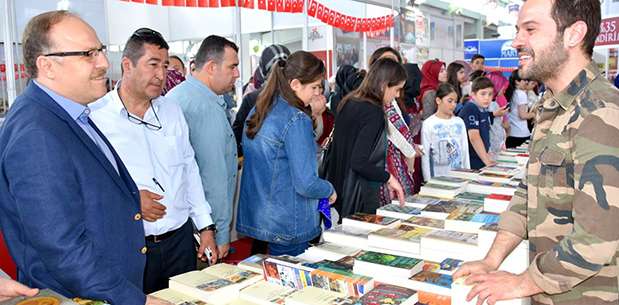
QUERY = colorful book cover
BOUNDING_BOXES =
[404,216,445,229]
[480,222,499,232]
[406,196,444,205]
[439,258,463,272]
[486,194,512,201]
[356,251,423,269]
[410,271,452,288]
[421,183,460,191]
[455,192,487,204]
[424,230,478,245]
[372,224,431,241]
[196,278,234,291]
[356,284,417,305]
[347,213,398,226]
[379,204,422,215]
[446,205,482,221]
[470,213,500,224]
[421,201,459,213]
[431,176,468,184]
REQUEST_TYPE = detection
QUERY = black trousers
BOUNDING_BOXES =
[143,220,196,294]
[506,136,530,149]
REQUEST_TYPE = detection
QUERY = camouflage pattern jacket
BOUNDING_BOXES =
[498,62,619,305]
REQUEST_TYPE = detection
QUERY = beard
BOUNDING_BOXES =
[519,36,569,82]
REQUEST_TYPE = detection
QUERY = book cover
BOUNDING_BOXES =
[324,225,372,238]
[421,201,459,214]
[410,271,452,289]
[150,288,208,305]
[455,192,487,204]
[404,216,445,229]
[346,213,398,226]
[356,284,417,305]
[486,194,512,201]
[470,213,500,224]
[424,230,478,245]
[480,222,499,232]
[355,251,423,270]
[417,291,451,305]
[0,289,79,305]
[404,196,444,206]
[377,204,422,216]
[284,287,357,305]
[439,258,463,272]
[371,224,431,241]
[239,281,296,305]
[446,204,483,221]
[431,176,468,184]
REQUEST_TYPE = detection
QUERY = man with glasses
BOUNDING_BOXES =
[90,28,218,294]
[167,36,240,259]
[0,11,169,305]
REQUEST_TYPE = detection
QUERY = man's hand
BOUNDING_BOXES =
[197,229,218,265]
[493,105,509,118]
[0,278,39,301]
[139,190,166,222]
[145,295,174,305]
[453,259,498,280]
[464,271,543,305]
[218,243,231,259]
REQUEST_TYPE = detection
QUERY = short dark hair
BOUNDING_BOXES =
[471,76,494,93]
[369,46,402,66]
[169,55,185,70]
[122,28,169,66]
[551,0,601,57]
[194,35,239,70]
[471,54,485,62]
[436,83,458,101]
[22,10,76,78]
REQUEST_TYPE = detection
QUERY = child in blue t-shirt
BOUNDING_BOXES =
[458,77,509,169]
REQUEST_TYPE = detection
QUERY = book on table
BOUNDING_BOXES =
[480,165,520,176]
[419,200,462,219]
[484,194,513,214]
[376,204,422,220]
[443,204,485,233]
[406,270,453,296]
[305,258,375,297]
[303,242,361,262]
[418,183,462,199]
[426,176,469,188]
[403,216,445,230]
[238,281,297,305]
[150,288,210,305]
[322,224,373,249]
[341,213,400,231]
[420,229,478,255]
[238,254,268,274]
[451,277,530,305]
[284,286,357,305]
[446,168,481,180]
[476,172,514,184]
[399,195,445,209]
[417,291,451,305]
[454,192,487,205]
[0,289,80,305]
[354,284,418,305]
[367,224,432,254]
[262,256,315,290]
[168,263,262,305]
[466,180,517,196]
[352,251,424,279]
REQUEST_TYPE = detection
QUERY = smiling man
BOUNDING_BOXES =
[454,1,619,305]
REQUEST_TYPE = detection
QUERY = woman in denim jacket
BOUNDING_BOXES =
[237,51,337,256]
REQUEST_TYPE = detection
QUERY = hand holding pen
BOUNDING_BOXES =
[138,178,167,222]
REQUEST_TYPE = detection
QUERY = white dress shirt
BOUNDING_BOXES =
[90,86,213,236]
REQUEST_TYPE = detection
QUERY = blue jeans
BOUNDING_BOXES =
[268,241,309,256]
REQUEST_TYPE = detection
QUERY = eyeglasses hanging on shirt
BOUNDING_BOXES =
[120,99,163,131]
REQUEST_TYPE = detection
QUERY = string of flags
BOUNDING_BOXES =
[122,0,395,33]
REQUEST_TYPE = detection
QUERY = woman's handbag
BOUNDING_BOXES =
[318,128,334,179]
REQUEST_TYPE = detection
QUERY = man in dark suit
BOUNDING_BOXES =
[0,11,170,305]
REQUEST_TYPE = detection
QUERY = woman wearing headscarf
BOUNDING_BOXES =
[232,44,291,156]
[329,65,360,116]
[420,59,447,120]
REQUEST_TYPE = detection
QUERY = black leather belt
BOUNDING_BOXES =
[146,226,182,243]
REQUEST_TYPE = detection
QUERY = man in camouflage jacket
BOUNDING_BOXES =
[454,1,618,304]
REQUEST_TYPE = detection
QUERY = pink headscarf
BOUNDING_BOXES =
[486,71,509,107]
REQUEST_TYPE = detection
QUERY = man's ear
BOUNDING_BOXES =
[563,20,588,49]
[36,56,55,79]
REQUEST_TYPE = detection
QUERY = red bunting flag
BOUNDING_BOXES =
[283,0,292,12]
[240,0,254,8]
[186,0,197,6]
[276,0,284,11]
[145,0,158,4]
[221,0,236,6]
[307,0,317,16]
[328,9,336,25]
[320,7,330,23]
[174,0,185,5]
[315,3,324,20]
[162,0,175,5]
[294,0,304,12]
[334,12,342,28]
[386,15,393,27]
[209,0,219,7]
[267,0,275,11]
[257,0,266,9]
[131,0,145,3]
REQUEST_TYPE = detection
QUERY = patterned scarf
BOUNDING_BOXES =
[379,103,416,205]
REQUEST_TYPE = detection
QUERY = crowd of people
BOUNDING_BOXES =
[0,0,617,304]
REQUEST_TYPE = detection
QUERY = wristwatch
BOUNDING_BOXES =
[200,224,217,234]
